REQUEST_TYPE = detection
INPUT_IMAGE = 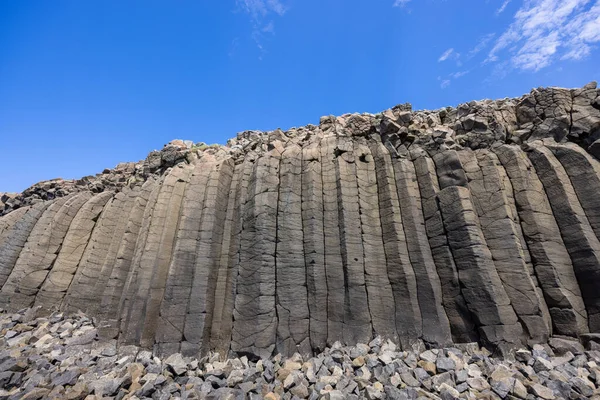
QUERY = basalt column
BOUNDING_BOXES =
[1,83,600,357]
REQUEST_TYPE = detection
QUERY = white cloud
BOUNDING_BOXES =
[488,60,512,81]
[262,21,275,33]
[236,0,288,56]
[438,48,462,65]
[237,0,287,18]
[496,0,512,15]
[266,0,287,16]
[438,70,469,88]
[451,70,470,78]
[486,0,600,72]
[393,0,411,7]
[562,1,600,59]
[438,48,455,62]
[468,33,496,58]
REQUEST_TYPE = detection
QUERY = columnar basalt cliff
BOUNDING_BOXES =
[2,83,600,359]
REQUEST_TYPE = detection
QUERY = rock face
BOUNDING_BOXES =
[2,83,600,359]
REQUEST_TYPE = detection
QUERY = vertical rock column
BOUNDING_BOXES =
[276,144,310,356]
[492,150,550,331]
[459,149,550,343]
[152,161,213,356]
[494,145,588,336]
[412,151,477,343]
[0,207,30,244]
[35,192,114,307]
[86,188,140,315]
[393,158,452,347]
[227,155,256,354]
[232,146,280,358]
[210,158,243,355]
[119,165,191,346]
[354,141,396,340]
[97,178,158,339]
[528,144,600,332]
[335,136,372,345]
[138,165,192,349]
[116,178,163,340]
[63,190,133,312]
[369,142,422,349]
[436,185,523,351]
[0,194,90,310]
[547,142,600,242]
[320,135,345,345]
[181,158,234,356]
[301,141,328,352]
[0,203,50,290]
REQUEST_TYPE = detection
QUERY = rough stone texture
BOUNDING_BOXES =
[394,158,452,348]
[97,178,157,338]
[494,144,589,337]
[276,144,310,356]
[3,307,600,400]
[371,142,422,347]
[459,149,550,344]
[301,140,329,352]
[3,83,600,358]
[436,185,523,352]
[0,194,90,310]
[62,189,137,314]
[412,150,477,344]
[232,146,280,359]
[119,164,192,348]
[527,143,600,332]
[152,161,214,356]
[35,192,114,307]
[0,203,50,289]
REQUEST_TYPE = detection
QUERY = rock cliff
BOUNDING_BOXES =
[2,82,600,359]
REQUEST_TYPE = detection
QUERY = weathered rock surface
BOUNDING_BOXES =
[2,307,600,400]
[2,83,600,359]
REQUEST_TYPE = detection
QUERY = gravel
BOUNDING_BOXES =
[2,307,600,399]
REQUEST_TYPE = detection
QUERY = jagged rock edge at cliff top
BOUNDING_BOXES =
[2,81,600,217]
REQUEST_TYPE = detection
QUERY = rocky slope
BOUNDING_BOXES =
[3,307,600,400]
[1,83,600,360]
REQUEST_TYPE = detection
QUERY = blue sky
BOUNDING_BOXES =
[1,0,600,192]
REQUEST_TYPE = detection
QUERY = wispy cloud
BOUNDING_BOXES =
[485,60,512,82]
[450,70,470,78]
[438,48,456,62]
[262,21,275,33]
[393,0,411,7]
[562,1,600,60]
[228,37,240,58]
[486,0,600,72]
[266,0,286,15]
[236,0,288,57]
[496,0,512,15]
[438,70,469,89]
[237,0,287,18]
[468,33,496,58]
